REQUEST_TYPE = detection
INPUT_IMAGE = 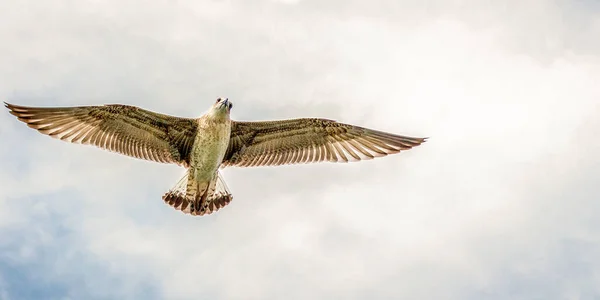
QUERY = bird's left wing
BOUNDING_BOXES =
[222,118,426,167]
[5,102,198,167]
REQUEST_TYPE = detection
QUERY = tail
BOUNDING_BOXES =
[162,170,233,216]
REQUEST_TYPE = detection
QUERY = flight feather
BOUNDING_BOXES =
[4,102,198,167]
[222,118,427,167]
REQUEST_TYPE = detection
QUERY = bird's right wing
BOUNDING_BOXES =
[222,118,426,167]
[5,102,198,167]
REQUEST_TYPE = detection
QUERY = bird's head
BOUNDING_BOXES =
[207,97,233,119]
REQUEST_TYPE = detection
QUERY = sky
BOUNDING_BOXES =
[0,0,599,299]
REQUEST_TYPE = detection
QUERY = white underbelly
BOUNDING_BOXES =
[190,124,230,181]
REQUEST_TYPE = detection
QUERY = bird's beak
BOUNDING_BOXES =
[220,98,229,108]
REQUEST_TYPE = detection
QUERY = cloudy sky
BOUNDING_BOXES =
[1,0,599,299]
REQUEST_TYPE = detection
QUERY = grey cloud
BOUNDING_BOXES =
[1,0,600,299]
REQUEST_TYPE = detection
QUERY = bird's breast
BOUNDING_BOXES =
[189,120,231,180]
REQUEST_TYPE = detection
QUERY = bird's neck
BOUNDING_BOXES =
[202,111,230,125]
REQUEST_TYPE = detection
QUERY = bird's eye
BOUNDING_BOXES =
[228,103,233,109]
[216,98,221,103]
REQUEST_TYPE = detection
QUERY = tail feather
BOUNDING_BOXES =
[162,170,233,216]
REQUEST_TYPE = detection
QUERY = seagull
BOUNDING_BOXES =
[5,98,427,216]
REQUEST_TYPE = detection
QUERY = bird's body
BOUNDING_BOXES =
[178,109,232,214]
[5,97,427,216]
[192,113,231,180]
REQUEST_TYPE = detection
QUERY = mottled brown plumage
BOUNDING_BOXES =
[223,119,426,167]
[5,102,197,167]
[5,99,426,217]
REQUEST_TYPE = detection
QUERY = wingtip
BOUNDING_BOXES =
[4,102,21,117]
[3,102,20,111]
[4,102,16,114]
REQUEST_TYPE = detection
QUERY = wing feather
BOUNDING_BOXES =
[222,118,426,168]
[5,102,198,167]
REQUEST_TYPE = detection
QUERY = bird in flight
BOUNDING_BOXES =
[5,98,427,216]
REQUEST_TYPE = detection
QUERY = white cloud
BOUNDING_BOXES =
[0,0,599,299]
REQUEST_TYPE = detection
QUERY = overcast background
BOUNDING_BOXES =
[0,0,599,299]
